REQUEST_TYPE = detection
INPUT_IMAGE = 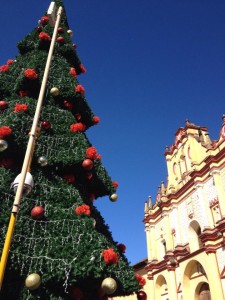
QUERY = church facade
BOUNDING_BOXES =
[143,117,225,300]
[116,117,225,300]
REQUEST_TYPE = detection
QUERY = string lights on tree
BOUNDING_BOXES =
[0,1,141,299]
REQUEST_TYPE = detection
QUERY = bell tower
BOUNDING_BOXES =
[165,119,213,194]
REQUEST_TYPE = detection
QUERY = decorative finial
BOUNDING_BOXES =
[161,181,166,195]
[148,196,153,209]
[157,185,161,194]
[144,201,149,213]
[222,115,225,124]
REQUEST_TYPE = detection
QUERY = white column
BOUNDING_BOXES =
[211,170,225,217]
[145,222,152,261]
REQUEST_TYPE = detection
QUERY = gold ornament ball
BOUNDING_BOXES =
[109,193,118,202]
[67,29,73,36]
[38,156,48,166]
[0,139,8,152]
[50,87,60,96]
[25,273,41,290]
[101,277,117,295]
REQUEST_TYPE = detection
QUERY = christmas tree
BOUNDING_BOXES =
[0,1,142,299]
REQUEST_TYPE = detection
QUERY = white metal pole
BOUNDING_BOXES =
[12,5,63,212]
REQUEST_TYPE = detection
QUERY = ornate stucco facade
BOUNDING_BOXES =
[116,116,225,300]
[143,117,225,300]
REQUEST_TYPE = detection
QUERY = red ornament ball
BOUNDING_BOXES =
[31,206,45,220]
[137,291,147,300]
[0,100,8,111]
[41,121,51,130]
[57,27,64,33]
[57,36,65,43]
[40,16,49,25]
[82,159,93,171]
[64,100,73,110]
[36,26,42,32]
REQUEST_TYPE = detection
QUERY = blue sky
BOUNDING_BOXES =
[0,0,225,265]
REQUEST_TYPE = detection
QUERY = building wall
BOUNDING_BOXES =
[143,118,225,300]
[116,118,225,300]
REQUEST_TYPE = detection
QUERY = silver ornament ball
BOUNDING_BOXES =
[109,193,118,202]
[67,29,73,36]
[38,156,48,166]
[0,139,8,151]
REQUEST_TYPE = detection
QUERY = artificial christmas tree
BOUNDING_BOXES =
[0,1,141,299]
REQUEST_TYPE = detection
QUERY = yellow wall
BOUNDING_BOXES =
[117,119,225,300]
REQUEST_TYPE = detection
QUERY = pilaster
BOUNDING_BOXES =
[205,250,224,300]
[211,170,225,217]
[147,272,155,300]
[167,269,178,300]
[145,223,152,261]
[150,225,156,260]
